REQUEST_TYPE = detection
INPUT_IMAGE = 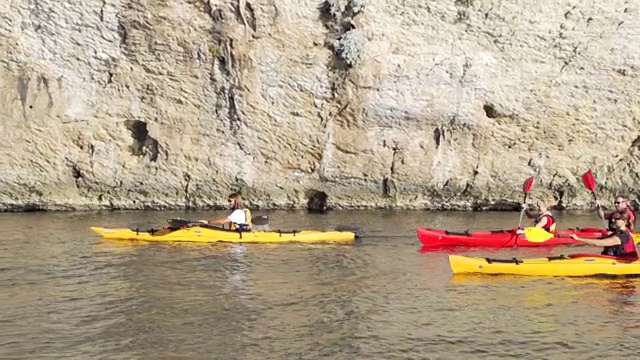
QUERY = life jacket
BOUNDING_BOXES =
[602,229,638,258]
[229,208,253,232]
[535,211,556,232]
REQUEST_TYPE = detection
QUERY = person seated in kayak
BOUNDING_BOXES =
[570,210,638,258]
[520,199,557,233]
[595,195,636,232]
[199,193,253,231]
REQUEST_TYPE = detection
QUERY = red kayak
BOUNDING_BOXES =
[417,227,613,248]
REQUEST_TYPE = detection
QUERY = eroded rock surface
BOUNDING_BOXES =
[1,0,639,211]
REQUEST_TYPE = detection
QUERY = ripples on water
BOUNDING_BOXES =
[1,210,639,359]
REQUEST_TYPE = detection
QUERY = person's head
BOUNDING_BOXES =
[614,195,629,210]
[228,192,244,210]
[537,198,554,212]
[611,209,630,230]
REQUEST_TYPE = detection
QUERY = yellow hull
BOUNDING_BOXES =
[90,226,356,244]
[448,254,640,277]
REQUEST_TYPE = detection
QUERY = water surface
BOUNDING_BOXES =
[1,210,639,359]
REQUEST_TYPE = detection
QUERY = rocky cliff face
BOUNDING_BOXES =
[1,0,639,212]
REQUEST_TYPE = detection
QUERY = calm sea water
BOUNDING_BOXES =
[1,209,639,359]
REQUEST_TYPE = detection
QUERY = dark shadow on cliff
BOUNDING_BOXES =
[124,120,160,162]
[306,189,328,213]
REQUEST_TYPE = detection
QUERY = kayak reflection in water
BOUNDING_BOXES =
[199,192,253,232]
[595,195,637,232]
[570,210,639,258]
[519,199,557,233]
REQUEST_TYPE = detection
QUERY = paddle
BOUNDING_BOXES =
[168,218,366,237]
[334,225,364,238]
[523,227,578,243]
[517,176,536,229]
[525,227,640,244]
[168,218,207,228]
[581,169,609,229]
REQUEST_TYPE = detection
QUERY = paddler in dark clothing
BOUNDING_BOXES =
[595,195,636,232]
[521,199,557,232]
[570,210,638,258]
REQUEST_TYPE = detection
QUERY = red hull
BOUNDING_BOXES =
[417,227,611,248]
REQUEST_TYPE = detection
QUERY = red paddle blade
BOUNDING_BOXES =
[582,170,596,192]
[523,176,535,193]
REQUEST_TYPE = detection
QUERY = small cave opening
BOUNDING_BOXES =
[306,189,328,213]
[483,104,498,119]
[124,120,160,162]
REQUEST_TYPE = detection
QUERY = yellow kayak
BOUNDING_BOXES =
[89,225,357,244]
[449,253,640,277]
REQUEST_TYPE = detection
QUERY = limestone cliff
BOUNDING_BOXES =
[0,0,639,211]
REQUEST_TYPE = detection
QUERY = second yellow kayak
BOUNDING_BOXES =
[90,225,357,244]
[449,254,640,277]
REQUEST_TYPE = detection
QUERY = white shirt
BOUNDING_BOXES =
[227,209,246,225]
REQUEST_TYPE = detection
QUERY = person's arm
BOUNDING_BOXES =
[198,216,232,225]
[534,216,549,229]
[199,210,245,225]
[595,200,610,220]
[208,217,231,225]
[570,234,621,247]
